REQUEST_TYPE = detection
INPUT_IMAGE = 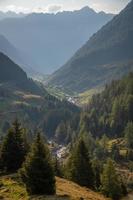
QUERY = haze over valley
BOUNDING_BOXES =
[0,7,114,74]
[0,1,133,200]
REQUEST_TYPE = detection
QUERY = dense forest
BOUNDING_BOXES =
[0,1,133,200]
[80,73,133,138]
[0,53,79,142]
[0,73,133,200]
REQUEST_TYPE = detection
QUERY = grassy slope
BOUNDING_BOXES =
[0,175,109,200]
[78,87,103,105]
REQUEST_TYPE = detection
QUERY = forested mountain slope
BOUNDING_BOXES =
[0,35,37,75]
[0,53,79,138]
[79,73,133,138]
[48,0,133,93]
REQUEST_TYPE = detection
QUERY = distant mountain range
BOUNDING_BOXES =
[48,0,133,93]
[0,52,44,94]
[0,11,26,20]
[0,34,39,76]
[0,7,114,74]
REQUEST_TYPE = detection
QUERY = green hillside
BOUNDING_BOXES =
[79,72,133,138]
[48,0,133,93]
[0,53,79,139]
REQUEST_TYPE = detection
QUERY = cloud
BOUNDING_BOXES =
[4,4,30,13]
[47,4,62,13]
[0,0,130,14]
[0,3,62,14]
[32,4,62,14]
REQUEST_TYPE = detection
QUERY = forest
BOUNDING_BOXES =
[0,73,133,200]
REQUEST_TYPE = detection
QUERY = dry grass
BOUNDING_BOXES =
[0,176,28,200]
[0,176,109,200]
[22,94,42,100]
[56,177,109,200]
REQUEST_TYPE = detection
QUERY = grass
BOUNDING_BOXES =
[0,175,28,200]
[56,177,110,200]
[45,86,67,100]
[0,175,109,200]
[78,88,103,105]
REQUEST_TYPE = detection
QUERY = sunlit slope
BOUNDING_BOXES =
[49,0,133,93]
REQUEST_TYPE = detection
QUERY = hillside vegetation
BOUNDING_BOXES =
[0,175,109,200]
[79,72,133,138]
[0,53,79,139]
[48,0,133,93]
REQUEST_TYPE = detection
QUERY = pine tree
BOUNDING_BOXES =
[19,132,55,195]
[92,158,102,190]
[0,119,26,173]
[111,143,120,161]
[101,159,124,200]
[125,122,133,148]
[67,138,94,188]
[53,156,62,177]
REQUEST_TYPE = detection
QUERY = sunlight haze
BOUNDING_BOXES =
[0,0,131,14]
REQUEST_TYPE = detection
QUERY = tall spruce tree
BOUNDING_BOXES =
[92,158,102,190]
[0,119,26,173]
[67,138,94,188]
[125,122,133,148]
[101,159,125,200]
[19,132,55,195]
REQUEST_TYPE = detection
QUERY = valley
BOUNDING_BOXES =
[0,1,133,200]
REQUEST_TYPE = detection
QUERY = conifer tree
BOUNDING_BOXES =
[53,156,62,177]
[0,119,26,172]
[111,143,120,161]
[101,159,125,200]
[67,138,94,188]
[92,158,102,190]
[19,132,55,195]
[125,122,133,148]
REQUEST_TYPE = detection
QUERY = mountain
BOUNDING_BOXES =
[0,52,45,94]
[79,72,133,138]
[0,35,24,69]
[48,0,133,93]
[0,52,27,82]
[0,11,25,20]
[0,8,114,74]
[0,53,79,138]
[0,35,38,76]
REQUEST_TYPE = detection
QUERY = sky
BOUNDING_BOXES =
[0,0,131,14]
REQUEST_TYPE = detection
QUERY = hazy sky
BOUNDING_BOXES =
[0,0,131,14]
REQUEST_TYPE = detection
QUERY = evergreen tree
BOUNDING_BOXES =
[0,119,26,172]
[53,156,62,177]
[19,132,55,195]
[126,149,133,161]
[2,121,10,133]
[101,159,124,200]
[67,138,94,188]
[111,143,120,161]
[92,158,102,190]
[125,122,133,148]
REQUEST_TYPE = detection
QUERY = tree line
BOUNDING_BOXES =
[0,119,128,199]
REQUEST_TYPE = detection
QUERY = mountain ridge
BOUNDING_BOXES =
[48,0,133,93]
[0,34,39,76]
[0,53,79,140]
[0,7,114,74]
